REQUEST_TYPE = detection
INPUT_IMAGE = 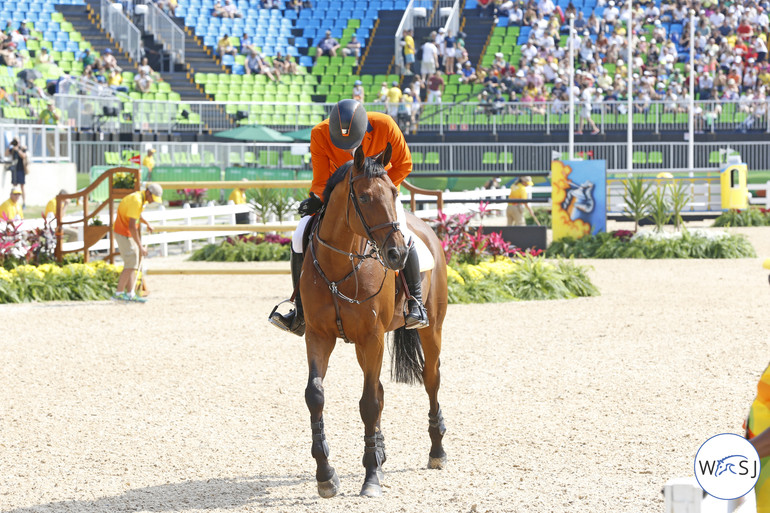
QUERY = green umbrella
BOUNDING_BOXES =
[284,127,313,142]
[214,125,293,142]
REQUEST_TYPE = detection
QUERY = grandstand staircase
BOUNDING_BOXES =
[164,15,232,102]
[462,12,495,70]
[55,3,135,71]
[359,10,402,76]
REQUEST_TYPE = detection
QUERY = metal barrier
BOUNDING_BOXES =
[100,0,142,64]
[0,123,72,163]
[145,2,185,66]
[45,97,770,136]
[72,140,770,175]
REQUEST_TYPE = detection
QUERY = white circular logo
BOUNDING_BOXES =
[694,433,760,500]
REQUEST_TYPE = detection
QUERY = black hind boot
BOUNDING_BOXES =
[403,244,429,330]
[269,250,305,336]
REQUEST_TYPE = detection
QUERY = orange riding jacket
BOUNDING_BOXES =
[309,111,412,200]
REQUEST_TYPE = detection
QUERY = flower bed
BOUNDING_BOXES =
[447,255,599,304]
[189,234,291,262]
[547,229,757,259]
[0,261,121,304]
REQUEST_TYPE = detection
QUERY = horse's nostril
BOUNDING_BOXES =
[387,248,400,264]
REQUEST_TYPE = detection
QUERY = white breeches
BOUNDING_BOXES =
[292,199,414,253]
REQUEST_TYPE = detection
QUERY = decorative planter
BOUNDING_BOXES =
[111,188,135,200]
[481,225,548,251]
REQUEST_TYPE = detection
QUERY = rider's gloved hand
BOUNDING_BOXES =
[298,192,324,217]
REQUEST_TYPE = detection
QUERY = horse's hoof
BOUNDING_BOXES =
[317,470,340,498]
[360,481,382,497]
[427,454,447,469]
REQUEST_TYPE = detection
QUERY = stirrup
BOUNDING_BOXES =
[269,299,305,336]
[404,300,429,330]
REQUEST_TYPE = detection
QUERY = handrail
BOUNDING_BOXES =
[55,167,141,264]
[401,179,444,212]
[145,2,185,66]
[99,0,142,63]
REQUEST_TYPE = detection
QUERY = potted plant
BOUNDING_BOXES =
[178,188,208,208]
[111,171,137,199]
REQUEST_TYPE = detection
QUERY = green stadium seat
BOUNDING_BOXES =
[482,152,497,165]
[632,152,647,165]
[425,152,440,165]
[648,151,663,164]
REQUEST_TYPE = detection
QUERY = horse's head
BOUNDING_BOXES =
[326,143,407,270]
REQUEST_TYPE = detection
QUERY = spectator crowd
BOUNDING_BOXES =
[393,0,770,134]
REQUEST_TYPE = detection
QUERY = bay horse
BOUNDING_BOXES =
[301,144,448,498]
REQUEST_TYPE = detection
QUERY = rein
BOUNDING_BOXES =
[309,166,400,343]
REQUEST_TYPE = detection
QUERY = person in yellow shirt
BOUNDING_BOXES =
[386,81,403,119]
[0,187,23,221]
[403,28,415,75]
[44,189,79,241]
[506,176,540,226]
[229,178,250,224]
[113,183,163,302]
[143,149,156,180]
[745,362,770,512]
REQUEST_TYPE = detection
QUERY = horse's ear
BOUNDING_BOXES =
[377,142,392,168]
[354,145,365,173]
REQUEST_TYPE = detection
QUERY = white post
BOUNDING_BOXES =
[184,203,192,253]
[159,205,168,258]
[568,14,575,160]
[627,0,633,173]
[688,9,695,171]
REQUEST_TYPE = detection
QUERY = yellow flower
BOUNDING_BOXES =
[0,268,12,282]
[446,266,465,286]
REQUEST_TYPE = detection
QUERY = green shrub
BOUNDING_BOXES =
[0,262,121,304]
[189,234,291,262]
[713,208,770,227]
[547,229,757,259]
[446,255,599,304]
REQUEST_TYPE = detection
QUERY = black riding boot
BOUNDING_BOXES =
[269,250,305,336]
[403,244,429,330]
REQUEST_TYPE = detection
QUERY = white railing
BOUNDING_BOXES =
[145,2,185,66]
[55,203,295,257]
[0,123,72,163]
[44,97,770,136]
[443,0,461,41]
[70,140,770,175]
[100,0,142,63]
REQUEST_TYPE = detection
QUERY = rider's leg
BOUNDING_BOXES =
[394,201,428,329]
[269,216,310,336]
[269,250,305,335]
[403,242,429,329]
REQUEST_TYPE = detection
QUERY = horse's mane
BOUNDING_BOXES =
[322,156,387,203]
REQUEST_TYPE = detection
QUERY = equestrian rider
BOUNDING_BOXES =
[269,99,429,336]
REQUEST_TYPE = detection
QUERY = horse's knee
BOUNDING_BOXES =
[305,377,324,413]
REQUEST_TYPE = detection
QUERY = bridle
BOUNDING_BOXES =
[309,164,402,342]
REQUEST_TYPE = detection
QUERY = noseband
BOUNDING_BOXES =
[309,165,403,343]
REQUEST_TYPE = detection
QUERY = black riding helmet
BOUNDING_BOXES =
[328,99,368,151]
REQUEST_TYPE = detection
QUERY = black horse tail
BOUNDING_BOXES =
[390,327,424,385]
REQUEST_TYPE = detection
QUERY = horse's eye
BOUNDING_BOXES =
[358,194,369,204]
